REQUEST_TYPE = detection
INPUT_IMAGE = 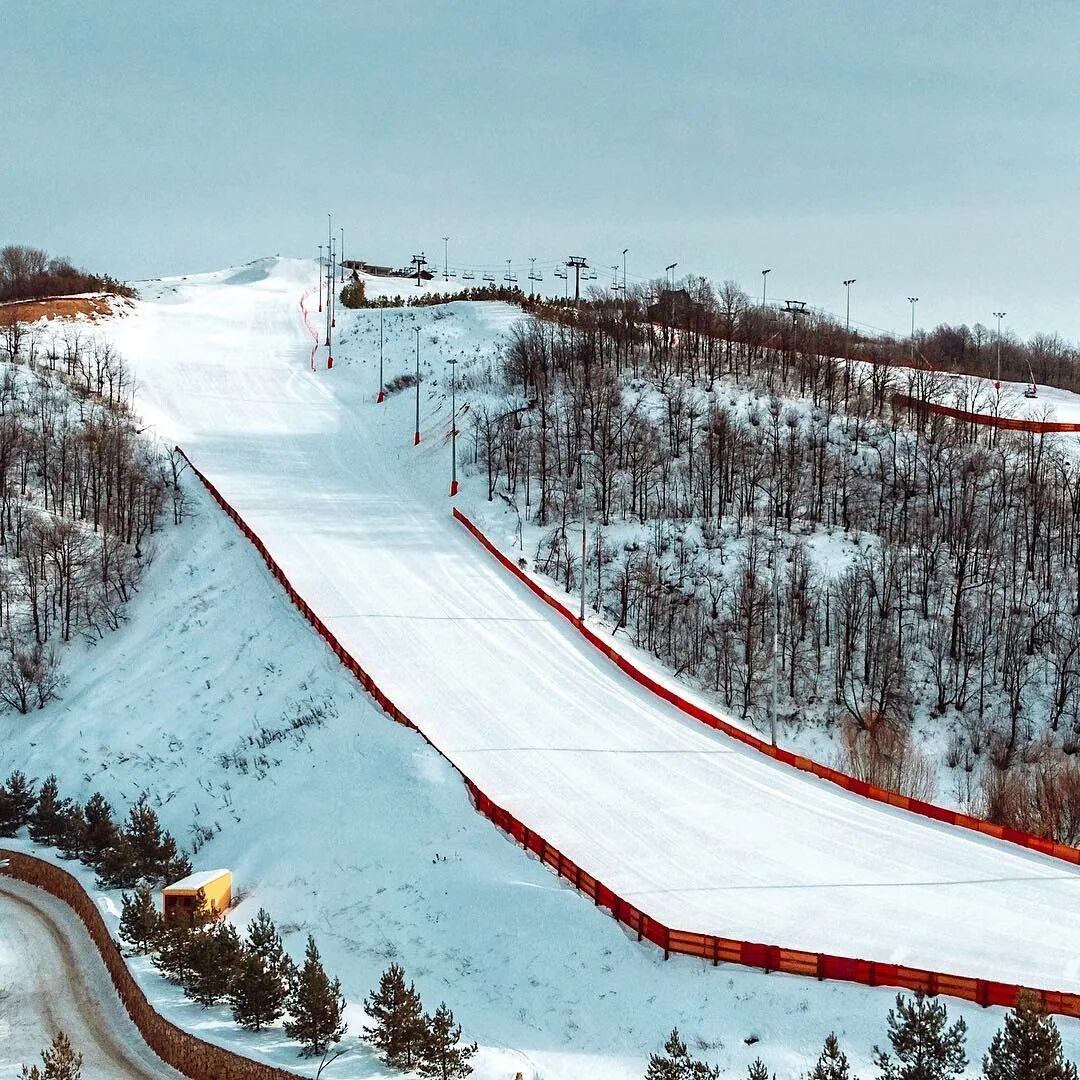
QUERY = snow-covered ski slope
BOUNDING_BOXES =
[110,258,1080,993]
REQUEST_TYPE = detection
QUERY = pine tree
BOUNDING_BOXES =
[20,1030,83,1079]
[363,962,428,1070]
[0,771,35,835]
[82,792,118,865]
[96,832,141,889]
[284,935,347,1056]
[645,1029,721,1080]
[419,1002,477,1080]
[28,775,67,846]
[809,1033,855,1080]
[186,921,243,1007]
[983,990,1079,1080]
[748,1059,772,1080]
[229,908,292,1031]
[96,796,191,888]
[119,886,162,955]
[55,802,87,860]
[152,890,208,986]
[874,994,967,1080]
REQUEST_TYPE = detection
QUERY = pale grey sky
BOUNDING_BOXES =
[3,1,1079,341]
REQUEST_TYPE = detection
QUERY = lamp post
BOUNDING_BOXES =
[442,236,450,281]
[843,279,856,400]
[340,227,345,282]
[908,297,919,366]
[448,357,459,496]
[318,245,324,313]
[761,268,771,309]
[993,311,1006,389]
[377,307,385,403]
[413,327,421,445]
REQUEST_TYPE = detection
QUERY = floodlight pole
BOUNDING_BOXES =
[448,357,459,496]
[993,311,1007,388]
[318,245,324,313]
[908,297,919,365]
[413,327,421,445]
[377,307,385,403]
[340,227,345,282]
[443,236,450,281]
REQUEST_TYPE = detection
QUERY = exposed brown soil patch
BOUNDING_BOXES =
[0,294,130,323]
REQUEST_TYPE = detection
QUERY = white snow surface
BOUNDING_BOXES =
[7,256,1080,1078]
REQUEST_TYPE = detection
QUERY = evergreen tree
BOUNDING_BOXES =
[185,921,243,1007]
[809,1033,855,1080]
[0,771,35,835]
[284,935,346,1056]
[96,796,190,888]
[96,832,141,889]
[20,1030,83,1079]
[119,886,163,955]
[230,908,292,1031]
[363,962,427,1070]
[55,802,87,860]
[152,889,209,986]
[645,1029,721,1080]
[983,990,1079,1080]
[419,1002,477,1080]
[874,994,967,1080]
[27,774,67,846]
[82,793,118,865]
[748,1059,772,1080]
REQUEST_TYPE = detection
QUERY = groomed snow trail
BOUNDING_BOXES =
[0,879,184,1080]
[110,259,1080,994]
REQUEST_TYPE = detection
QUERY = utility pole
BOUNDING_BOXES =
[442,236,449,281]
[448,356,459,496]
[566,256,588,302]
[411,253,427,287]
[377,307,385,403]
[330,237,336,328]
[413,327,421,445]
[318,245,324,313]
[908,297,919,366]
[993,311,1007,389]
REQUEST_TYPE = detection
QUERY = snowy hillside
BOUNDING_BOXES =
[6,257,1080,1079]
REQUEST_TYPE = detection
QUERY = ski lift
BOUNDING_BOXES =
[587,268,598,280]
[462,271,475,281]
[1024,383,1039,399]
[482,272,496,283]
[554,269,567,279]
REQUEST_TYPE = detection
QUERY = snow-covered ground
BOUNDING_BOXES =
[6,256,1080,1079]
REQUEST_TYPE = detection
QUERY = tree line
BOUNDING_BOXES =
[463,277,1080,836]
[0,244,134,304]
[647,989,1077,1080]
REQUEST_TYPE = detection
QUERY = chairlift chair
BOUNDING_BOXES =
[1025,383,1039,399]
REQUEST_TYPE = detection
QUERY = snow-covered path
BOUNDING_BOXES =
[0,878,183,1080]
[108,259,1080,994]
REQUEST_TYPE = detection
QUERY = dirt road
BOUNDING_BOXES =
[0,877,182,1079]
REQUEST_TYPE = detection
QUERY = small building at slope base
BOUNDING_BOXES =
[162,868,232,922]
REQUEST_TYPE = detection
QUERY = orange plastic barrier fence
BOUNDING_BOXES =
[0,849,303,1080]
[299,290,320,372]
[451,508,1080,871]
[176,448,1080,1017]
[893,393,1080,434]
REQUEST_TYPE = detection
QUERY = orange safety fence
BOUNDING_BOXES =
[451,507,1080,870]
[175,447,1080,1018]
[299,289,320,372]
[892,392,1080,434]
[0,849,303,1080]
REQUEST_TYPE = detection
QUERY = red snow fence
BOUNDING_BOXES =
[892,392,1080,434]
[451,508,1080,870]
[0,849,302,1080]
[176,448,1080,1018]
[299,289,320,371]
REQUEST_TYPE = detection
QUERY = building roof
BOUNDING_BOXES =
[163,868,230,893]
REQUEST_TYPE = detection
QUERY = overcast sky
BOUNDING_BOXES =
[3,1,1079,342]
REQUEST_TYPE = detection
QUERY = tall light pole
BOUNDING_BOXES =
[340,227,345,282]
[993,311,1007,388]
[448,357,459,496]
[908,297,919,366]
[761,268,771,309]
[413,327,421,445]
[622,248,628,294]
[377,307,385,403]
[318,245,324,313]
[843,279,856,398]
[442,236,450,281]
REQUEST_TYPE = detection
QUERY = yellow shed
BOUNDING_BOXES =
[162,868,232,922]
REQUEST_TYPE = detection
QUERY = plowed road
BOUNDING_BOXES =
[0,878,181,1080]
